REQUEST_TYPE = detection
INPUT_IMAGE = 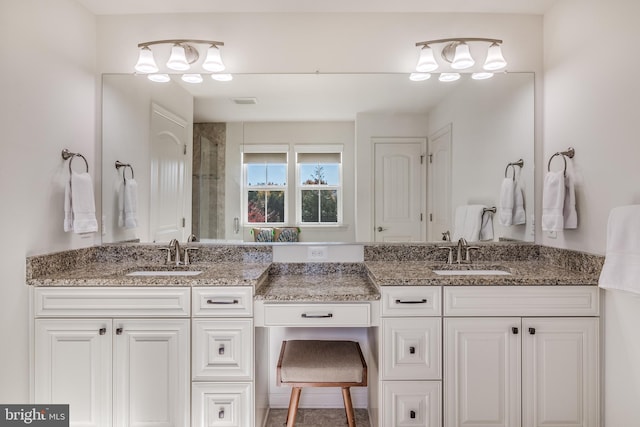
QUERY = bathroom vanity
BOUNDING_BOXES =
[26,243,602,427]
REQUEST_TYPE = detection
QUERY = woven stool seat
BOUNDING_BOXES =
[277,340,367,427]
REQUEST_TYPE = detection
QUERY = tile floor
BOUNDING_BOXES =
[266,408,370,426]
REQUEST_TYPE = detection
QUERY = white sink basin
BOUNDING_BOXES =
[432,269,511,276]
[126,270,203,277]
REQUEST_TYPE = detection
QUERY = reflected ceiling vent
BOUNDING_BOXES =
[232,97,258,105]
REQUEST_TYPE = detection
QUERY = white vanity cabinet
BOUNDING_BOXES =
[33,287,191,427]
[379,286,442,427]
[443,286,600,427]
[191,287,254,427]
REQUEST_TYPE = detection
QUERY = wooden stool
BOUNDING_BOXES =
[277,340,367,427]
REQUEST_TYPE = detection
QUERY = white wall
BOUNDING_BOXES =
[102,75,193,243]
[0,0,97,401]
[544,0,640,424]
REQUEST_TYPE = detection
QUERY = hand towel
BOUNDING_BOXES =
[498,178,515,226]
[118,178,139,229]
[453,205,485,242]
[479,210,494,241]
[563,169,578,229]
[513,179,526,225]
[64,171,98,234]
[541,171,565,231]
[598,205,640,294]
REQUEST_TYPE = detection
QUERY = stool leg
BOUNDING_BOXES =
[341,387,356,427]
[285,387,302,427]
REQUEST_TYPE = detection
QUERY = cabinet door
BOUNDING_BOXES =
[382,317,441,380]
[382,381,441,427]
[192,382,253,427]
[522,318,599,427]
[113,319,190,427]
[192,319,253,380]
[444,318,521,427]
[34,319,112,427]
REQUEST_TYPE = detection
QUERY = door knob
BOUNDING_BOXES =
[377,226,387,232]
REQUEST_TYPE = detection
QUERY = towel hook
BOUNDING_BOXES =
[547,147,575,177]
[115,160,135,182]
[504,159,524,181]
[61,149,89,174]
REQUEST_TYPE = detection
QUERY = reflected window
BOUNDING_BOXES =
[296,149,342,224]
[243,150,288,224]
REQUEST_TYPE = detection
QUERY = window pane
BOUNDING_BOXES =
[301,190,319,222]
[266,164,287,186]
[246,164,266,186]
[247,190,266,223]
[300,163,339,185]
[266,191,285,222]
[320,190,338,222]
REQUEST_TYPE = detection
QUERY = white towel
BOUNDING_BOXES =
[513,179,526,225]
[453,205,485,242]
[118,178,139,229]
[563,169,578,229]
[479,210,494,241]
[541,171,565,231]
[498,178,514,226]
[598,205,640,294]
[64,171,98,234]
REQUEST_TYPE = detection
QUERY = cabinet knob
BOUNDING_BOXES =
[99,327,107,335]
[409,346,416,354]
[116,327,123,335]
[219,345,225,355]
[410,410,416,419]
[218,409,225,419]
[512,327,519,335]
[528,327,536,335]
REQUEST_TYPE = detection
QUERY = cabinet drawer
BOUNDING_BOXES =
[381,286,441,317]
[192,287,253,317]
[382,381,441,427]
[34,287,190,317]
[192,319,253,381]
[382,317,442,380]
[262,303,370,327]
[192,382,253,427]
[444,286,599,317]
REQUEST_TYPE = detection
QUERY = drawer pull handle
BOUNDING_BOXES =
[512,327,519,334]
[218,409,225,419]
[99,327,107,335]
[301,313,333,319]
[116,327,123,335]
[219,345,225,355]
[529,327,536,335]
[395,299,427,304]
[409,346,416,354]
[207,299,239,305]
[410,410,416,419]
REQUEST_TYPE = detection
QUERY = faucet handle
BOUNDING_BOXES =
[184,247,199,265]
[160,247,172,264]
[439,246,454,264]
[465,246,480,263]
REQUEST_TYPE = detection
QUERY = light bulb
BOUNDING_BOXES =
[451,42,475,70]
[483,43,507,71]
[211,73,233,82]
[134,47,158,73]
[472,72,494,80]
[409,73,431,81]
[439,72,460,82]
[147,73,170,83]
[182,73,203,83]
[202,45,225,72]
[416,45,438,72]
[166,44,190,71]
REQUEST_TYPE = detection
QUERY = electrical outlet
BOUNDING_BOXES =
[547,230,557,239]
[308,246,328,260]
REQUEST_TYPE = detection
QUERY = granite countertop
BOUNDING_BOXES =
[26,262,271,288]
[365,260,600,286]
[254,273,380,302]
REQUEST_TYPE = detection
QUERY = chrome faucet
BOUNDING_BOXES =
[168,238,181,266]
[456,238,468,264]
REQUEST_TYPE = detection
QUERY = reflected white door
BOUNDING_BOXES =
[428,124,452,241]
[373,138,426,242]
[150,103,189,243]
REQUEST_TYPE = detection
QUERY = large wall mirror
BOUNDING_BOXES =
[102,72,534,244]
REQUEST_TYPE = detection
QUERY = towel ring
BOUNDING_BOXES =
[115,160,135,182]
[61,149,89,174]
[504,159,524,181]
[547,147,575,177]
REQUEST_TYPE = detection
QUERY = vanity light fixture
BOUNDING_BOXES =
[211,73,233,82]
[134,39,228,82]
[409,72,431,81]
[147,73,171,83]
[439,72,461,82]
[414,37,507,80]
